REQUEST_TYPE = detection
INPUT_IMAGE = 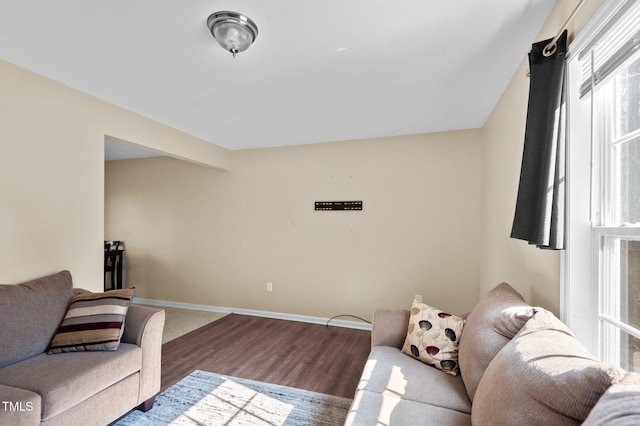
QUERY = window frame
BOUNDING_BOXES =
[564,0,640,362]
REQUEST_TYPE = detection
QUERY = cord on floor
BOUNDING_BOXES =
[325,314,372,329]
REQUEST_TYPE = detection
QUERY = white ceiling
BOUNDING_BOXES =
[1,1,556,151]
[104,137,164,161]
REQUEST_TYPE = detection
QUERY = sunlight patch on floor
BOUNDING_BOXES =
[171,378,294,425]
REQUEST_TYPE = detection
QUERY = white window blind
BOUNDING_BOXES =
[579,0,640,98]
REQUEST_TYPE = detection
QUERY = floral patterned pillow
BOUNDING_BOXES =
[401,300,465,376]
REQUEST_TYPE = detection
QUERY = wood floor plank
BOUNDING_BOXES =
[160,314,372,398]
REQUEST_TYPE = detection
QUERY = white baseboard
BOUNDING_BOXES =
[133,297,372,331]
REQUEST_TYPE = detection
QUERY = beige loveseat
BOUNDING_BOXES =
[345,282,640,425]
[0,270,165,426]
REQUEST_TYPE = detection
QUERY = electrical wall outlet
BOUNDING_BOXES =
[414,294,422,303]
[267,282,273,292]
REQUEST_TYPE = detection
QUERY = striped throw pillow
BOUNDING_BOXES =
[48,289,134,353]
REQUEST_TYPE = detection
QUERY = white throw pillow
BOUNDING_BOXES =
[401,300,465,376]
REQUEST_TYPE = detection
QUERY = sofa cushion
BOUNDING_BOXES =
[360,346,472,414]
[472,309,626,425]
[345,389,471,426]
[0,270,74,368]
[583,371,640,425]
[0,343,141,421]
[401,300,465,376]
[458,282,534,400]
[0,384,41,425]
[49,288,134,353]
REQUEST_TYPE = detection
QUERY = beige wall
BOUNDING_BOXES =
[3,0,606,320]
[478,0,604,314]
[0,60,230,288]
[105,132,482,319]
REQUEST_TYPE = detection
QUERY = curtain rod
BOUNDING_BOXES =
[543,0,588,56]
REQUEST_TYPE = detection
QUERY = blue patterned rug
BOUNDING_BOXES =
[114,370,353,425]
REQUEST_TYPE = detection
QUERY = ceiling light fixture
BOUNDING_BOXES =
[207,11,258,58]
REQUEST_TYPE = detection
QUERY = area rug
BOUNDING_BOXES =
[114,370,353,425]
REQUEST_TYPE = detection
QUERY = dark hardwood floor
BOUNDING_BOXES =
[160,314,372,399]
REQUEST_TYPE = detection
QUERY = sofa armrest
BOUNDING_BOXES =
[371,309,409,349]
[122,304,163,346]
[122,304,165,404]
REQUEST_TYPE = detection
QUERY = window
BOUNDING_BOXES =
[593,53,640,371]
[565,0,640,370]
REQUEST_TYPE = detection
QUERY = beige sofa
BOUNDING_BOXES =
[345,282,640,425]
[0,270,165,426]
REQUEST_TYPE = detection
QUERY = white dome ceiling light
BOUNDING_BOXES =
[207,11,258,58]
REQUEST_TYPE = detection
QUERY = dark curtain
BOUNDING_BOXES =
[511,31,567,250]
